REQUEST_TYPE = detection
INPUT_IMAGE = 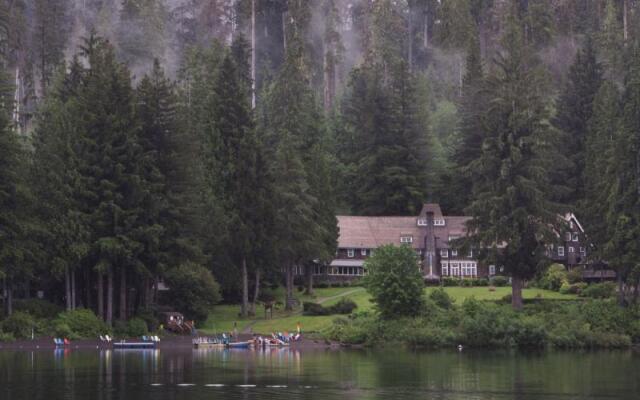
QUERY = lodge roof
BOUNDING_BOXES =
[336,204,470,249]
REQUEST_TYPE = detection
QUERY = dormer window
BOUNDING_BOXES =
[440,249,448,258]
[434,219,445,226]
[451,249,458,257]
[572,233,579,242]
[361,248,367,256]
[417,219,427,226]
[347,249,354,258]
[400,235,413,243]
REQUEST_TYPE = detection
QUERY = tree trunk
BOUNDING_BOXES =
[423,7,429,49]
[250,269,261,316]
[119,269,127,321]
[305,264,314,295]
[240,257,249,318]
[97,272,104,320]
[1,279,5,316]
[6,281,13,317]
[617,273,625,307]
[285,263,294,311]
[251,0,256,109]
[282,11,287,54]
[85,269,91,310]
[408,6,413,72]
[65,266,71,311]
[511,276,524,310]
[71,269,76,310]
[107,267,113,326]
[623,0,629,43]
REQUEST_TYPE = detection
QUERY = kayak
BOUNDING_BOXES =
[226,341,252,349]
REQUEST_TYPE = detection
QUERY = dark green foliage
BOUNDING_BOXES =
[553,36,603,205]
[327,298,640,349]
[539,264,568,291]
[14,299,63,319]
[491,276,509,287]
[303,298,357,316]
[164,263,222,322]
[580,282,617,299]
[51,309,109,339]
[429,288,454,309]
[125,317,149,337]
[0,312,39,339]
[465,15,564,309]
[363,245,425,318]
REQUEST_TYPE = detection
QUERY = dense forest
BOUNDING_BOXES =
[1,0,640,323]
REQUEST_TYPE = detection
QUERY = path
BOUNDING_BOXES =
[240,287,365,334]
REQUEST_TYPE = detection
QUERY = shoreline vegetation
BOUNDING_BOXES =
[2,283,636,351]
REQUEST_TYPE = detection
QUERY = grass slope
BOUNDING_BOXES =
[199,286,576,335]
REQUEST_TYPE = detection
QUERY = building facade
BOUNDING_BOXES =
[312,203,607,282]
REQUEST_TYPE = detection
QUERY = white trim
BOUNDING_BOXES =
[347,249,354,258]
[569,246,575,253]
[417,219,427,226]
[434,219,445,226]
[361,248,367,256]
[572,233,579,242]
[489,265,496,275]
[558,246,565,257]
[440,249,448,258]
[451,249,458,257]
[400,235,413,243]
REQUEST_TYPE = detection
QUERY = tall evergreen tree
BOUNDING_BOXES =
[466,14,562,310]
[553,36,603,206]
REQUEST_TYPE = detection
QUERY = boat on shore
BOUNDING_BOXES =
[113,341,156,349]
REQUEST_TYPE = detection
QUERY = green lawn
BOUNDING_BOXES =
[199,286,577,335]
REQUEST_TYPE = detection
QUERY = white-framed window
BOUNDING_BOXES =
[489,265,496,275]
[434,219,446,226]
[580,247,586,256]
[417,219,427,226]
[369,249,374,257]
[440,249,448,258]
[565,232,571,241]
[569,247,575,253]
[400,235,413,243]
[558,246,565,257]
[361,248,367,256]
[468,249,473,258]
[448,236,459,243]
[570,221,574,229]
[451,249,458,257]
[441,262,449,276]
[572,233,579,242]
[461,262,477,277]
[450,263,460,276]
[347,249,354,258]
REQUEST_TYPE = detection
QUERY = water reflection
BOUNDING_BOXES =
[0,348,639,399]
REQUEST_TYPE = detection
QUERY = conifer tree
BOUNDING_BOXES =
[553,36,603,206]
[465,14,562,310]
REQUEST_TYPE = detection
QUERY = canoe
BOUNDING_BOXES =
[194,342,226,349]
[113,342,156,349]
[226,341,252,349]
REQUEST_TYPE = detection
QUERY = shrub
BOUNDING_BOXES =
[0,329,15,342]
[539,264,568,291]
[303,302,329,316]
[14,299,63,319]
[442,277,458,287]
[511,317,547,348]
[164,262,222,322]
[559,282,588,295]
[580,282,616,299]
[429,288,454,309]
[566,268,583,284]
[460,279,474,287]
[136,309,160,332]
[303,298,357,316]
[126,318,149,337]
[0,312,39,339]
[474,278,490,287]
[52,309,109,339]
[363,245,424,318]
[314,281,329,289]
[501,293,512,304]
[491,276,508,287]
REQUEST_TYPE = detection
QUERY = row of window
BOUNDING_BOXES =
[346,248,370,257]
[441,262,478,277]
[328,267,365,276]
[440,249,473,258]
[555,246,586,257]
[417,219,446,226]
[564,232,580,242]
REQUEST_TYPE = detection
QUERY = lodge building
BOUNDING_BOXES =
[312,203,607,282]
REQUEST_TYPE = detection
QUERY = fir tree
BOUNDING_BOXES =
[465,15,562,310]
[553,36,603,206]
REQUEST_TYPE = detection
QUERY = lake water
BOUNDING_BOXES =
[0,347,638,399]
